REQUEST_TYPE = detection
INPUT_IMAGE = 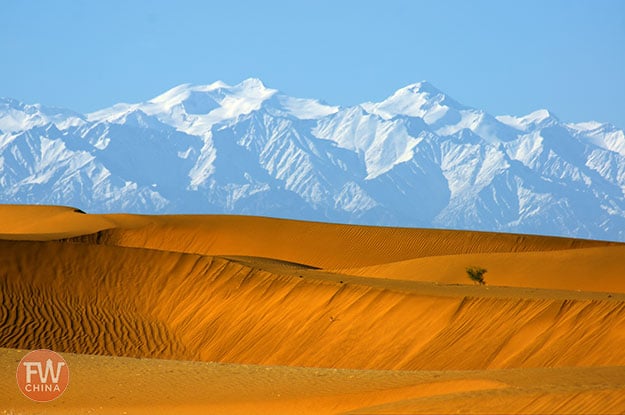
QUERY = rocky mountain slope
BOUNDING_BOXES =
[1,79,624,241]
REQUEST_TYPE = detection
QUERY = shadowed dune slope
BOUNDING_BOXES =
[1,238,625,370]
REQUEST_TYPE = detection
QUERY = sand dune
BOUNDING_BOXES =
[0,205,115,239]
[2,349,624,415]
[1,205,624,413]
[2,238,625,370]
[338,245,625,293]
[69,213,617,269]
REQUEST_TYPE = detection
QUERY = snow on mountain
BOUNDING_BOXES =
[88,78,338,137]
[362,81,462,124]
[267,95,339,120]
[1,79,625,241]
[569,121,625,157]
[363,81,518,144]
[0,98,85,132]
[497,109,560,132]
[313,106,425,178]
[88,79,276,136]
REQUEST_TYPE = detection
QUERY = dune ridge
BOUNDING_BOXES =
[65,214,618,269]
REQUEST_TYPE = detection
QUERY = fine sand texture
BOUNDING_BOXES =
[1,205,624,414]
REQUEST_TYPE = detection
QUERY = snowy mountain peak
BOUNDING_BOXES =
[400,80,444,96]
[527,108,556,121]
[237,77,269,90]
[361,81,464,125]
[497,109,560,132]
[87,79,279,135]
[148,78,275,110]
[518,109,559,126]
[0,97,85,132]
[149,83,194,105]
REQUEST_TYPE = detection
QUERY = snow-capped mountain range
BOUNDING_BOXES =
[2,78,625,241]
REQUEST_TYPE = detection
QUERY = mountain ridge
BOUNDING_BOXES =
[1,78,624,241]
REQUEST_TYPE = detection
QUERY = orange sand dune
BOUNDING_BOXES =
[2,348,624,415]
[0,204,115,239]
[77,213,619,269]
[3,204,619,268]
[1,204,624,413]
[338,245,625,293]
[1,238,624,370]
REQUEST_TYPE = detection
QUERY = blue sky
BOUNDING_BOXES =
[1,0,624,127]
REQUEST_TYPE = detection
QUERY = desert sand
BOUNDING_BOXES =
[1,205,624,414]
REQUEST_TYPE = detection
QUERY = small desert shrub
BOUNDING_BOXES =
[466,266,487,285]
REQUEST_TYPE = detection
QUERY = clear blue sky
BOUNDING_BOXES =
[2,0,624,127]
